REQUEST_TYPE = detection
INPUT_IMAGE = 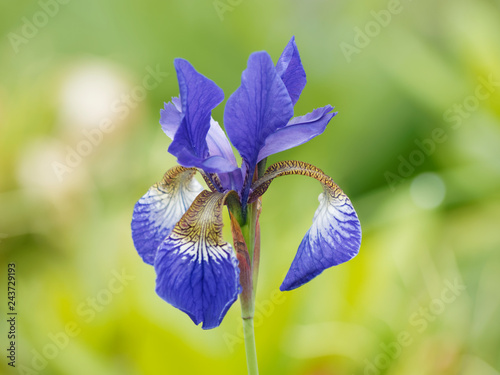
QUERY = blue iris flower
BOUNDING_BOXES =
[131,37,361,329]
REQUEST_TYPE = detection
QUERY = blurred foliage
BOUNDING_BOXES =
[1,0,500,374]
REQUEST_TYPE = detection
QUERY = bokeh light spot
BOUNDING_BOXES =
[410,173,446,209]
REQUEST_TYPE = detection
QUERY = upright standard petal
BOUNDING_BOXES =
[154,190,240,329]
[250,160,361,291]
[131,167,203,265]
[276,36,307,106]
[257,105,337,161]
[168,59,236,173]
[161,97,237,166]
[160,95,240,186]
[225,51,294,171]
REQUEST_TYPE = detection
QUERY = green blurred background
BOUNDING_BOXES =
[1,0,500,374]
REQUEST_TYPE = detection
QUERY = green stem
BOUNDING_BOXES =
[230,210,260,375]
[241,203,260,375]
[228,162,264,375]
[241,312,259,375]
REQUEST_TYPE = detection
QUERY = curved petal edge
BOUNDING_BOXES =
[276,36,307,106]
[257,105,336,161]
[280,183,361,291]
[249,160,361,291]
[160,97,182,139]
[131,167,203,265]
[168,59,224,165]
[224,51,294,170]
[154,190,240,329]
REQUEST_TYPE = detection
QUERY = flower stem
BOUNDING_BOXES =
[229,164,263,375]
[230,212,260,375]
[252,217,261,298]
[247,201,258,257]
[242,202,260,375]
[241,312,259,375]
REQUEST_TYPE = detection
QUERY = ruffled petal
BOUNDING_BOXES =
[154,190,240,329]
[224,51,294,170]
[276,36,307,106]
[250,160,361,291]
[168,59,237,174]
[257,105,337,161]
[160,97,182,139]
[131,167,203,265]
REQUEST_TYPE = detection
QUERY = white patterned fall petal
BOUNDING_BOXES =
[249,160,361,291]
[131,167,203,265]
[280,185,361,291]
[154,190,240,329]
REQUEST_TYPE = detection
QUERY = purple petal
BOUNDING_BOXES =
[276,36,307,106]
[154,190,240,329]
[224,51,294,169]
[206,118,242,190]
[281,185,361,291]
[176,150,239,174]
[247,160,361,291]
[131,167,203,265]
[160,97,182,139]
[206,118,238,167]
[168,59,233,172]
[161,97,239,175]
[257,105,337,161]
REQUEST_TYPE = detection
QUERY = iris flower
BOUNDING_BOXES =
[131,37,361,335]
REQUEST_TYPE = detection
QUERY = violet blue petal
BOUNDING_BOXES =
[257,105,337,161]
[281,185,361,291]
[154,190,240,329]
[206,118,238,167]
[160,97,182,139]
[168,59,232,172]
[276,36,307,106]
[225,51,294,171]
[131,167,203,265]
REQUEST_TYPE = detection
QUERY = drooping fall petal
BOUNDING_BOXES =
[250,160,361,291]
[131,167,203,265]
[154,190,241,329]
